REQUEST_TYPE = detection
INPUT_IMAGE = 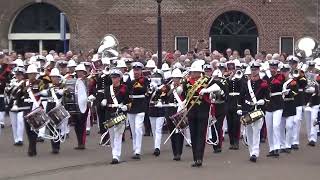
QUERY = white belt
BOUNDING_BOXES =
[229,92,240,96]
[154,103,178,108]
[270,92,282,97]
[0,94,4,97]
[97,89,104,93]
[215,100,225,104]
[129,95,145,99]
[245,100,255,106]
[284,98,294,101]
[107,104,120,108]
[298,89,303,92]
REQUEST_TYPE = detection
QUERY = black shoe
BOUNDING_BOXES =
[250,155,257,162]
[28,151,37,157]
[110,158,119,164]
[282,148,291,153]
[273,150,280,157]
[291,144,299,150]
[266,151,275,157]
[185,144,192,147]
[191,160,202,167]
[131,154,141,160]
[233,144,239,150]
[308,141,316,147]
[229,145,235,150]
[173,155,181,161]
[214,148,222,153]
[0,124,4,128]
[317,132,320,137]
[86,130,90,136]
[74,144,86,150]
[52,149,59,154]
[144,133,150,136]
[37,137,45,143]
[15,141,23,146]
[153,148,160,157]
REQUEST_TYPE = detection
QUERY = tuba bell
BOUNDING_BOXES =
[97,34,120,65]
[295,36,319,60]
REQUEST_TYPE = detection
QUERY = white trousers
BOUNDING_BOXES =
[265,109,283,152]
[109,123,125,160]
[0,111,5,125]
[9,112,25,143]
[128,113,145,154]
[292,106,303,145]
[38,101,47,138]
[184,127,191,144]
[149,117,165,149]
[86,109,91,131]
[246,118,263,157]
[280,116,295,149]
[305,105,319,142]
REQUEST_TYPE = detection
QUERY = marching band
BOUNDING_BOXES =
[1,35,320,168]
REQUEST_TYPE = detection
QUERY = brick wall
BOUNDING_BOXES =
[0,0,319,54]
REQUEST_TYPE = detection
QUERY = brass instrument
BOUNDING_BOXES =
[164,76,208,145]
[295,36,320,61]
[97,34,119,63]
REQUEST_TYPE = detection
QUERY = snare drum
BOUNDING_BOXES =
[240,110,265,126]
[169,109,189,129]
[24,107,50,130]
[63,79,88,114]
[47,105,71,126]
[103,112,127,129]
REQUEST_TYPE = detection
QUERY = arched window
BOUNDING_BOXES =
[9,3,70,54]
[210,11,258,56]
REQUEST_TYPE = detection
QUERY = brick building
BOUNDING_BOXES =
[0,0,319,56]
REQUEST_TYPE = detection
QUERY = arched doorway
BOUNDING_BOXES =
[210,11,258,56]
[8,3,70,54]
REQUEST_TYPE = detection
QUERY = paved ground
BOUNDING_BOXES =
[0,116,319,180]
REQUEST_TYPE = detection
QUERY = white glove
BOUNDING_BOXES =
[55,89,64,95]
[256,99,265,106]
[120,104,128,111]
[150,82,158,90]
[220,90,225,96]
[282,89,290,95]
[88,95,96,102]
[156,101,162,107]
[101,99,107,106]
[306,87,315,93]
[24,98,32,103]
[200,84,221,95]
[237,110,243,115]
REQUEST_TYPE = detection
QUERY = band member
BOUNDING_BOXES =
[101,69,129,164]
[70,64,89,150]
[23,64,44,156]
[164,68,185,160]
[67,60,77,75]
[0,56,11,128]
[7,67,26,145]
[289,56,307,150]
[265,60,285,157]
[279,64,298,153]
[46,68,65,154]
[238,62,269,162]
[126,62,149,160]
[38,64,52,142]
[226,62,244,150]
[183,61,221,167]
[210,69,228,153]
[304,61,319,147]
[148,70,165,157]
[95,59,112,138]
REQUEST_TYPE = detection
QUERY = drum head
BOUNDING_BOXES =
[75,79,88,113]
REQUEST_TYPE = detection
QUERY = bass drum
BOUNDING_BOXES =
[63,79,88,114]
